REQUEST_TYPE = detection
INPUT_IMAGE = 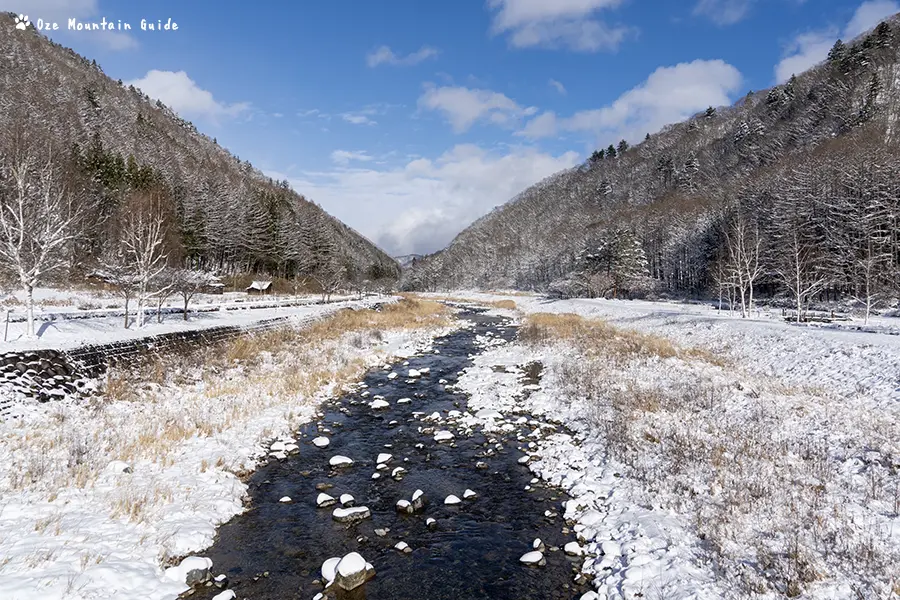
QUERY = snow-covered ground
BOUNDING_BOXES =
[445,291,900,599]
[0,288,368,351]
[0,299,456,600]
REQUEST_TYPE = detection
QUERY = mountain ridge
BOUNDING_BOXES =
[404,15,900,313]
[0,13,399,287]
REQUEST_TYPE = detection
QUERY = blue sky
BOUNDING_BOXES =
[6,0,899,255]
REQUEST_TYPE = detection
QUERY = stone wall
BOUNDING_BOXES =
[0,300,390,418]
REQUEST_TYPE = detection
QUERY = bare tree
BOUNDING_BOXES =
[97,255,139,328]
[172,269,218,320]
[775,226,829,322]
[150,267,178,323]
[723,211,764,318]
[311,262,346,302]
[118,192,169,328]
[0,144,84,337]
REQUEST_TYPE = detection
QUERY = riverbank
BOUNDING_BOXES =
[446,293,900,599]
[0,298,455,600]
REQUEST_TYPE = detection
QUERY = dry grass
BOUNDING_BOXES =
[429,295,518,311]
[490,299,517,310]
[520,312,723,365]
[4,297,451,495]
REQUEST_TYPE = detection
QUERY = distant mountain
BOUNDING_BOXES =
[394,254,423,269]
[405,16,900,313]
[0,14,399,286]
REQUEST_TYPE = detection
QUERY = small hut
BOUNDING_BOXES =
[246,280,272,295]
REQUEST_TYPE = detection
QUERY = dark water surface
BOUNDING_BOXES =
[189,311,587,600]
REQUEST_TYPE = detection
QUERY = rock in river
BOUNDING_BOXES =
[332,506,371,523]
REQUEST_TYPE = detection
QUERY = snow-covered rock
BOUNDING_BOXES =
[444,495,461,505]
[321,557,341,586]
[332,506,371,523]
[317,493,337,508]
[312,436,330,448]
[164,556,213,587]
[370,399,390,410]
[279,496,292,503]
[463,489,477,499]
[340,494,355,507]
[519,551,545,566]
[329,455,353,468]
[335,552,372,590]
[434,430,454,442]
[564,541,584,556]
[376,453,392,464]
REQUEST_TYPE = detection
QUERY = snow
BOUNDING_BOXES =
[336,552,366,578]
[0,301,456,600]
[321,557,340,585]
[446,291,900,599]
[0,290,375,352]
[433,430,454,442]
[329,455,354,468]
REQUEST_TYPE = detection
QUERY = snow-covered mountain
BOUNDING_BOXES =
[405,16,900,307]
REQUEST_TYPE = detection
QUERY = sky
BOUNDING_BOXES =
[4,0,899,256]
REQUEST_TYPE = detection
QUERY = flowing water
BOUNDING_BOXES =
[188,311,588,599]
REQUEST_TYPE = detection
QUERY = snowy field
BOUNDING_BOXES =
[0,286,366,351]
[441,291,900,599]
[0,297,456,600]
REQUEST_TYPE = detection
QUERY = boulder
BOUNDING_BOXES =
[332,506,371,523]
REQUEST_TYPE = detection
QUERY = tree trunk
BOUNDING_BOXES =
[24,283,35,338]
[124,296,130,329]
[183,295,189,320]
[157,297,163,323]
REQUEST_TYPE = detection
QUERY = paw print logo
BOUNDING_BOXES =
[14,14,30,30]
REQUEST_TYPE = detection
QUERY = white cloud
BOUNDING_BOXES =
[125,70,250,120]
[692,0,755,26]
[268,144,580,255]
[418,84,538,133]
[0,0,136,49]
[487,0,633,51]
[518,59,744,144]
[773,30,837,83]
[549,78,567,94]
[341,113,377,126]
[845,0,899,37]
[366,45,440,67]
[774,1,899,83]
[330,150,374,165]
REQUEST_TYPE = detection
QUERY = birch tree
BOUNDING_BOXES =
[723,211,764,318]
[0,145,83,337]
[118,192,169,328]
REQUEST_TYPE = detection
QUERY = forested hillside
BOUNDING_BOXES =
[0,13,399,296]
[405,16,900,319]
